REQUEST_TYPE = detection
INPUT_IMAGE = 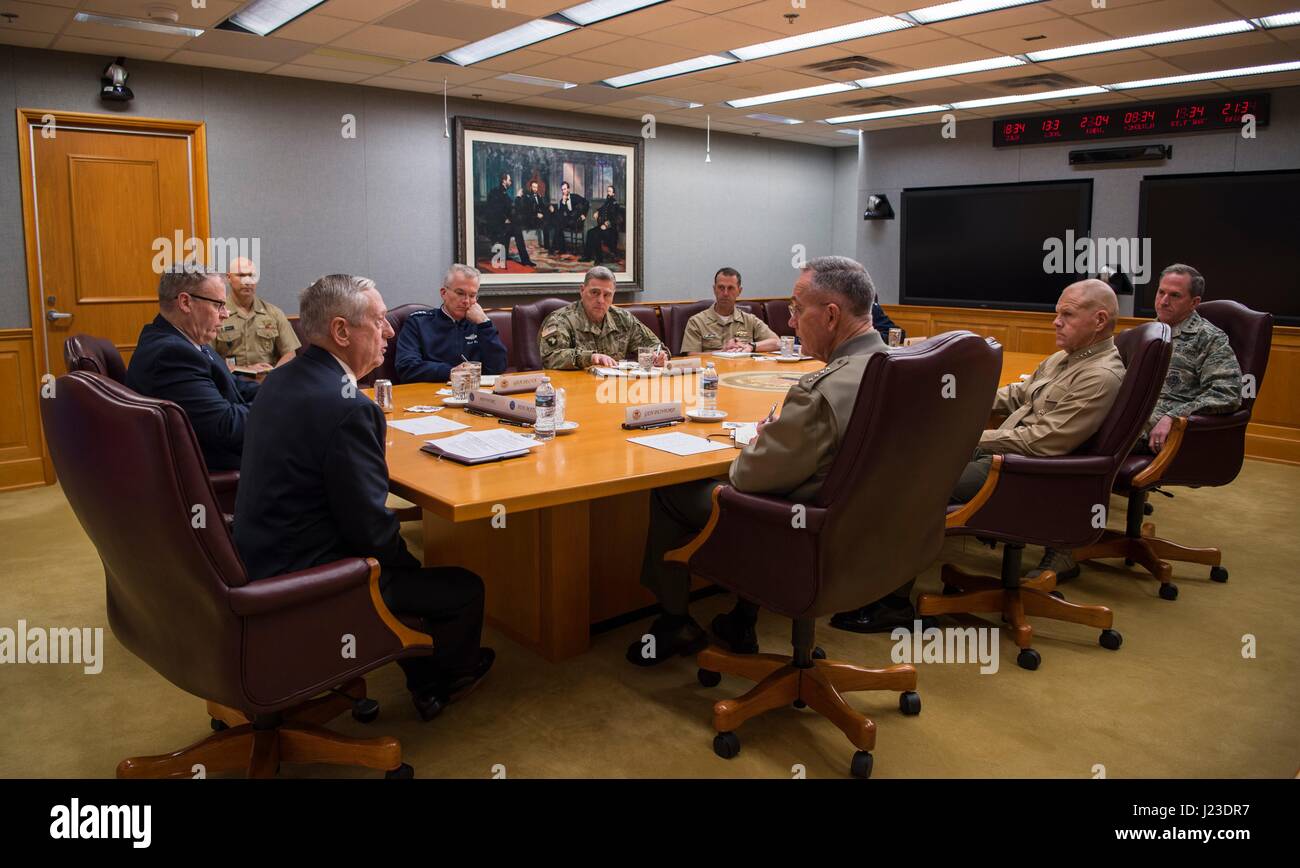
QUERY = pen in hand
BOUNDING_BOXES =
[764,403,777,424]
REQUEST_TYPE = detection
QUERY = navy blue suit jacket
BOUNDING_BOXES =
[872,302,900,339]
[233,345,417,582]
[126,315,258,471]
[394,307,508,383]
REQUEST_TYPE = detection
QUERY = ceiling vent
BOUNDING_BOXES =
[802,55,895,75]
[834,94,912,110]
[996,72,1082,90]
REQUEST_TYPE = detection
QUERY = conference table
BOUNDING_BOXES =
[383,349,1045,661]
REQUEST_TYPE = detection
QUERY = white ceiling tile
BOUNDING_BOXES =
[0,27,54,47]
[80,0,241,28]
[270,63,370,82]
[0,0,74,33]
[321,0,422,22]
[50,34,176,60]
[166,50,278,73]
[331,24,464,59]
[272,14,363,45]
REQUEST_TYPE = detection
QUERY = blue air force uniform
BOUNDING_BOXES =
[394,306,509,383]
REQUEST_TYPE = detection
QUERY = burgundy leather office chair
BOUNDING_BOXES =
[622,304,665,346]
[63,334,128,384]
[919,322,1172,670]
[63,334,239,514]
[41,371,434,778]
[368,302,432,386]
[668,332,1000,778]
[663,301,764,355]
[512,298,568,370]
[487,309,517,372]
[764,300,795,337]
[1073,302,1273,599]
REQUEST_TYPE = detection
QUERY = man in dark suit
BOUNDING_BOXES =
[234,274,493,721]
[517,179,547,232]
[484,172,534,267]
[545,181,587,255]
[127,264,259,472]
[583,185,622,265]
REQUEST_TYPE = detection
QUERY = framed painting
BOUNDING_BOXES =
[454,116,643,294]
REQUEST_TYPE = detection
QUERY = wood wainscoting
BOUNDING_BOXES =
[882,304,1300,466]
[0,328,52,490]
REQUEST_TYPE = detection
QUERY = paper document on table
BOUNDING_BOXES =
[627,432,730,456]
[424,429,540,462]
[591,366,661,378]
[389,415,469,436]
[711,351,752,359]
[730,424,758,447]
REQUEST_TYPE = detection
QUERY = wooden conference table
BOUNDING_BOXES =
[384,349,1045,661]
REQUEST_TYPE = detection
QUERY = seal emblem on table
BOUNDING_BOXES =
[719,371,807,393]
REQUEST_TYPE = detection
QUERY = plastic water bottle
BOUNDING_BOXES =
[555,387,566,426]
[699,362,719,414]
[534,377,556,441]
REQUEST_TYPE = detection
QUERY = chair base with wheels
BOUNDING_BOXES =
[695,618,919,779]
[118,677,412,779]
[917,543,1122,671]
[1073,487,1224,602]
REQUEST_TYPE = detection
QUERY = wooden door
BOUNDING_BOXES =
[18,110,209,374]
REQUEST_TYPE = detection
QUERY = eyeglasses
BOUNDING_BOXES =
[185,292,227,310]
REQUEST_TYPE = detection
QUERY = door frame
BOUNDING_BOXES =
[15,109,210,486]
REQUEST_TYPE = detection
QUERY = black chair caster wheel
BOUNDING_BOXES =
[1017,648,1041,671]
[793,699,807,708]
[942,584,960,596]
[384,763,414,780]
[1210,566,1228,583]
[697,668,721,688]
[210,718,228,731]
[899,691,921,715]
[850,750,874,779]
[1159,583,1179,601]
[1124,558,1135,566]
[812,647,826,660]
[1049,590,1065,600]
[352,698,380,723]
[1099,629,1122,650]
[713,731,740,759]
[1143,502,1153,515]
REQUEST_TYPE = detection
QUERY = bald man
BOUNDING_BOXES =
[832,280,1127,633]
[212,257,300,372]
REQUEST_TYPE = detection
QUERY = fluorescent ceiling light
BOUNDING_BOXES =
[226,0,327,36]
[745,113,803,124]
[826,104,950,123]
[637,95,703,108]
[1109,60,1300,90]
[497,73,577,89]
[907,0,1046,25]
[730,16,912,62]
[443,19,577,66]
[560,0,669,26]
[857,55,1023,87]
[1258,11,1300,28]
[73,11,204,38]
[604,54,735,87]
[950,85,1106,109]
[1026,21,1254,62]
[726,82,857,108]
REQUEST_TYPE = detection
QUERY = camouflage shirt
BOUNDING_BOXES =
[539,302,661,369]
[1145,310,1242,434]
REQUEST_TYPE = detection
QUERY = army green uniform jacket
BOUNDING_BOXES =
[539,302,661,369]
[1144,311,1241,436]
[730,330,887,504]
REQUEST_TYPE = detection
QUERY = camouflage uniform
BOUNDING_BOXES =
[539,301,661,369]
[1143,310,1242,436]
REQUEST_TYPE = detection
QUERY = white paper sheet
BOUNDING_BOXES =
[627,432,731,456]
[426,429,541,460]
[389,415,469,436]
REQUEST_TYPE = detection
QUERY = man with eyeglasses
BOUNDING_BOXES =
[395,263,509,383]
[127,264,259,472]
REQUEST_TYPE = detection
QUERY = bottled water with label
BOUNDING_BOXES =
[534,377,556,441]
[699,362,719,414]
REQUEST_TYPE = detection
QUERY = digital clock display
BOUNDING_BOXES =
[993,93,1270,147]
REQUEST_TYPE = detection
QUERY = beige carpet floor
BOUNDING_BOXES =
[1,460,1296,779]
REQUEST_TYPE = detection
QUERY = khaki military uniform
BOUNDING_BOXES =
[979,336,1125,457]
[1143,310,1241,436]
[212,296,299,367]
[639,330,887,615]
[539,301,661,369]
[680,305,777,354]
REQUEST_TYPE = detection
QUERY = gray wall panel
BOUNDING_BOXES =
[0,46,26,328]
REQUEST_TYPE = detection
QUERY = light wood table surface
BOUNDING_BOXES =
[383,348,1046,661]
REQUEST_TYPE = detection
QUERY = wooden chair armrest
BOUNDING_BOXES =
[946,454,1003,529]
[664,484,724,566]
[1131,416,1188,489]
[366,558,434,649]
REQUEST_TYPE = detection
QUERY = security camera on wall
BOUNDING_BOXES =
[100,57,134,103]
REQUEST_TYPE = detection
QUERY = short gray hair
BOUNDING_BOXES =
[443,263,480,289]
[157,263,228,306]
[1161,263,1205,298]
[299,274,376,342]
[803,255,875,317]
[583,265,615,287]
